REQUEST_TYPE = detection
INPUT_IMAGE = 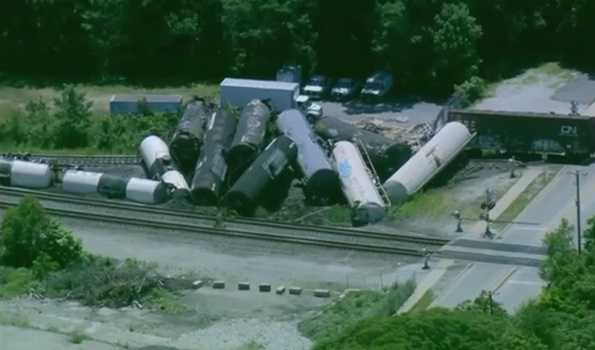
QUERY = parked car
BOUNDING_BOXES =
[302,75,332,99]
[330,78,361,100]
[361,71,393,100]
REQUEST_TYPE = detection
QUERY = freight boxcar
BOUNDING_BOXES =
[333,141,386,226]
[447,109,595,160]
[227,99,272,182]
[190,108,238,205]
[223,136,297,216]
[170,99,213,173]
[314,116,412,181]
[276,109,341,205]
[384,122,474,205]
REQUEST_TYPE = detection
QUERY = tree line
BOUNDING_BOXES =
[0,0,593,94]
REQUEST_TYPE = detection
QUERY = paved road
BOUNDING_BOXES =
[432,164,595,313]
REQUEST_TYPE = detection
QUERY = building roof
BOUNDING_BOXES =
[221,78,298,91]
[110,95,183,103]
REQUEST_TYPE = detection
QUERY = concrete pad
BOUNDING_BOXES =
[0,325,121,350]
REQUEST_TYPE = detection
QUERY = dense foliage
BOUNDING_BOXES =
[313,218,595,349]
[1,1,593,94]
[0,196,82,274]
[0,86,178,152]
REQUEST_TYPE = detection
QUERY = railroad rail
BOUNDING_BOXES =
[2,153,140,167]
[0,186,449,256]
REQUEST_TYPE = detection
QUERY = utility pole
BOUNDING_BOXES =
[575,170,582,255]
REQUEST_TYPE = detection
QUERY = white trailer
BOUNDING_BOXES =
[220,78,299,112]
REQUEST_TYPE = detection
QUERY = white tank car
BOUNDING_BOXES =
[139,135,189,192]
[0,159,52,189]
[139,135,171,177]
[161,170,190,193]
[333,141,386,226]
[126,177,169,204]
[62,170,103,194]
[383,122,473,204]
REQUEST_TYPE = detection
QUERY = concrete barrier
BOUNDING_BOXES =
[314,289,331,298]
[259,284,272,292]
[289,287,302,295]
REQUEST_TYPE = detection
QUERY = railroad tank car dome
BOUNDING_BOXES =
[8,160,52,189]
[383,121,473,204]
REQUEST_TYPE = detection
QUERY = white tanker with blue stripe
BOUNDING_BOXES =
[332,141,386,226]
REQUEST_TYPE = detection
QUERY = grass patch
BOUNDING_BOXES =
[0,267,35,299]
[0,313,30,328]
[495,171,555,228]
[233,342,265,350]
[389,190,450,220]
[299,281,415,342]
[69,330,89,344]
[145,288,188,314]
[409,290,435,313]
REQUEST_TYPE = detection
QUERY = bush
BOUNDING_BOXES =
[52,85,92,148]
[299,281,415,342]
[0,267,35,298]
[453,76,487,107]
[0,196,82,269]
[42,256,163,308]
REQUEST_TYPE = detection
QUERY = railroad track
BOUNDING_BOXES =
[6,154,140,167]
[0,186,449,256]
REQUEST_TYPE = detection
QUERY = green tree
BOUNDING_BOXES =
[24,98,53,148]
[427,2,482,92]
[52,85,92,148]
[0,196,82,270]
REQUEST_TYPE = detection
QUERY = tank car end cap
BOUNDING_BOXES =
[384,181,409,205]
[352,203,386,227]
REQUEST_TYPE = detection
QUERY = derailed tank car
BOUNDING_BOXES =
[227,99,272,181]
[190,108,237,205]
[384,122,473,205]
[314,116,412,181]
[276,109,340,205]
[0,158,52,189]
[223,136,297,216]
[139,135,189,194]
[170,99,212,173]
[333,141,386,226]
[62,170,169,204]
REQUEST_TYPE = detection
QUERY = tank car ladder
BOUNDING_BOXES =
[354,138,392,208]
